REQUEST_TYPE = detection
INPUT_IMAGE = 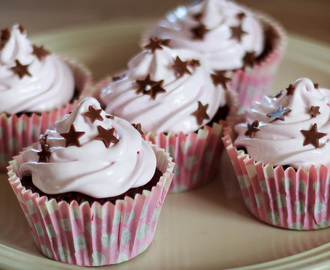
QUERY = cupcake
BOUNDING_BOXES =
[0,24,93,171]
[222,78,330,230]
[7,97,174,266]
[97,38,237,192]
[141,0,286,108]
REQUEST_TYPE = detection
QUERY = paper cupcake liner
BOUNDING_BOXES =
[222,123,330,231]
[7,145,175,266]
[0,58,93,172]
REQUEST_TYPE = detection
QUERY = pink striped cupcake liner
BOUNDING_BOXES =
[7,145,174,266]
[222,122,330,230]
[0,58,93,172]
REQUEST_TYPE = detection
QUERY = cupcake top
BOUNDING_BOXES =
[234,78,330,168]
[100,38,229,134]
[0,24,75,115]
[143,0,264,71]
[18,97,157,198]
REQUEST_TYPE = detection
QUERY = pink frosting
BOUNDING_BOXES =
[100,44,227,134]
[144,0,264,70]
[19,97,157,198]
[234,78,330,168]
[0,24,75,114]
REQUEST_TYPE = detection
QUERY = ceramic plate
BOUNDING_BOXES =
[1,19,330,270]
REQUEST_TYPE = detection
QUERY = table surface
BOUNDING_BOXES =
[1,0,329,45]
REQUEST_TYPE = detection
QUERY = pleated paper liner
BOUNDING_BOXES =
[7,145,175,266]
[222,122,330,230]
[0,58,93,172]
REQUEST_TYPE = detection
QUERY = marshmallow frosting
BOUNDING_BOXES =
[0,24,75,114]
[19,97,157,198]
[234,78,330,168]
[100,41,227,134]
[144,0,264,70]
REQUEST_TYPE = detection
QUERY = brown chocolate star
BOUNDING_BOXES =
[301,123,326,148]
[0,28,10,50]
[32,44,50,61]
[286,84,295,96]
[314,83,319,89]
[37,144,51,163]
[242,51,256,69]
[84,105,103,123]
[188,59,200,68]
[11,60,32,79]
[39,134,49,146]
[192,101,209,125]
[236,12,246,21]
[136,75,166,99]
[267,106,291,122]
[144,37,170,53]
[273,90,283,99]
[149,80,166,100]
[112,74,125,81]
[18,24,25,34]
[230,24,247,42]
[132,123,144,136]
[60,124,85,147]
[191,23,208,40]
[172,56,191,77]
[309,106,321,118]
[95,126,119,148]
[245,120,260,138]
[210,71,231,90]
[105,115,115,119]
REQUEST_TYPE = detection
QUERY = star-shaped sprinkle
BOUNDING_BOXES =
[136,75,166,99]
[37,144,51,163]
[267,106,291,122]
[188,59,200,68]
[32,44,50,61]
[112,74,125,81]
[132,123,144,136]
[286,84,295,95]
[149,80,166,100]
[236,12,246,21]
[105,115,114,119]
[273,90,283,99]
[60,124,85,147]
[230,24,247,42]
[191,23,208,40]
[309,106,320,118]
[210,71,231,90]
[84,105,103,123]
[95,126,119,148]
[0,28,10,50]
[314,83,319,89]
[18,24,25,34]
[301,123,326,148]
[11,60,32,79]
[144,37,170,53]
[245,120,260,138]
[192,101,209,125]
[39,134,48,145]
[172,56,191,77]
[243,51,256,69]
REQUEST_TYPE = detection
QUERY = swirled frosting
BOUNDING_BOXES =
[144,0,264,70]
[100,42,227,134]
[234,78,330,168]
[0,24,74,114]
[19,97,157,198]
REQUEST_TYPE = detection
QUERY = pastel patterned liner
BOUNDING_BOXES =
[141,11,286,110]
[7,145,175,266]
[222,122,330,231]
[0,58,93,172]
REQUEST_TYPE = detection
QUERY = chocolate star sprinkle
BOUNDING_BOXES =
[32,44,50,61]
[84,105,103,123]
[273,90,283,99]
[18,24,25,34]
[192,101,209,125]
[267,106,291,122]
[39,134,48,145]
[37,143,51,163]
[136,75,166,99]
[210,71,231,90]
[172,56,191,77]
[243,51,256,69]
[301,123,326,148]
[105,115,115,119]
[60,124,85,147]
[314,83,319,89]
[245,120,260,138]
[132,123,144,136]
[236,12,246,21]
[0,28,10,50]
[286,84,295,96]
[11,60,32,79]
[309,106,320,118]
[112,74,125,81]
[230,24,247,42]
[144,37,170,53]
[191,23,208,40]
[188,59,200,68]
[149,80,166,100]
[95,126,119,148]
